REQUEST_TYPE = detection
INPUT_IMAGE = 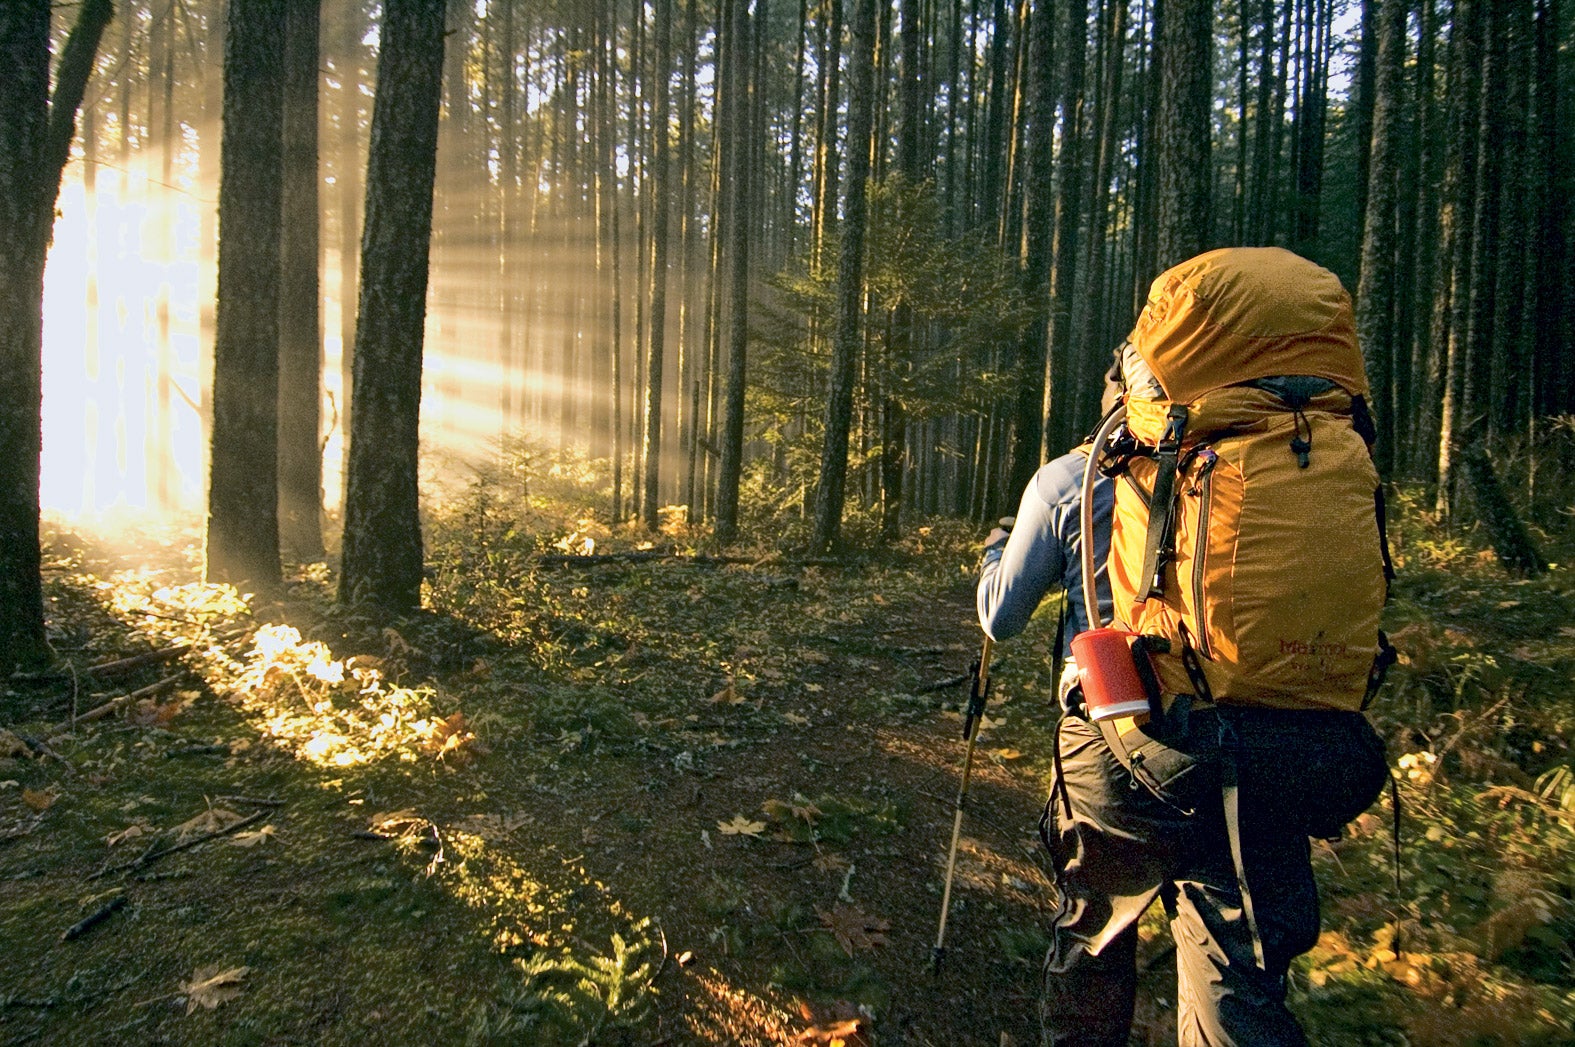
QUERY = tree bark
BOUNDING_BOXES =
[1155,0,1212,265]
[715,0,752,542]
[1355,0,1403,477]
[1044,0,1087,456]
[206,0,287,590]
[641,0,674,529]
[337,0,446,614]
[0,0,111,669]
[279,0,326,560]
[811,0,876,552]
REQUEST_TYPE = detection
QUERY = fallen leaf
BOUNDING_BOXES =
[710,683,745,705]
[173,807,243,842]
[454,812,531,840]
[105,822,151,848]
[795,1018,865,1045]
[180,964,250,1014]
[803,683,824,694]
[817,904,889,956]
[676,950,696,967]
[421,712,475,762]
[226,825,277,847]
[993,748,1023,760]
[0,730,29,759]
[369,809,428,836]
[21,788,56,812]
[813,852,850,874]
[717,814,767,837]
[782,712,810,726]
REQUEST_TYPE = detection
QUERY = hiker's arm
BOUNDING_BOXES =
[977,474,1064,642]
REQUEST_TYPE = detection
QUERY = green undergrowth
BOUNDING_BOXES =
[4,453,1575,1044]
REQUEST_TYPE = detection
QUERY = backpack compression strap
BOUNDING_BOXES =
[1139,405,1190,599]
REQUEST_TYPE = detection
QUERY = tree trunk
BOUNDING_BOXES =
[1435,0,1482,516]
[1354,0,1402,478]
[1005,0,1054,499]
[714,0,752,542]
[1156,0,1212,265]
[0,0,111,669]
[207,0,287,590]
[811,0,876,552]
[336,2,364,515]
[279,0,326,560]
[1044,0,1087,456]
[641,0,674,529]
[337,0,446,614]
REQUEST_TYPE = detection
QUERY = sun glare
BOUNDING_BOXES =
[41,157,622,536]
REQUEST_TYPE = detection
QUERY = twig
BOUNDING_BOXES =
[8,643,190,685]
[62,894,127,941]
[914,674,969,695]
[17,735,78,777]
[214,795,285,807]
[48,674,183,736]
[90,810,267,880]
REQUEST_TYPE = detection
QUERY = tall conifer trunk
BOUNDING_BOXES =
[338,0,446,613]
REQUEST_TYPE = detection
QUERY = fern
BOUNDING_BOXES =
[468,919,660,1046]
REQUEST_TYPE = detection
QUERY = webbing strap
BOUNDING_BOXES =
[1139,406,1190,599]
[1220,740,1267,970]
[1363,630,1398,710]
[1375,486,1397,589]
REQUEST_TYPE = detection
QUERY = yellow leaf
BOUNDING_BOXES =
[173,807,243,842]
[104,823,150,848]
[180,964,250,1014]
[226,825,277,847]
[710,683,744,705]
[993,748,1023,760]
[783,712,810,726]
[21,788,56,812]
[717,814,767,837]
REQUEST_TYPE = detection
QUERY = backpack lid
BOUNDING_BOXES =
[1128,247,1369,404]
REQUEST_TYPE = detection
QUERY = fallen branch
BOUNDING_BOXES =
[1477,784,1575,824]
[90,810,267,880]
[48,674,183,736]
[62,894,127,941]
[9,643,190,685]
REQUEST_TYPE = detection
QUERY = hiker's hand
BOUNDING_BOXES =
[986,517,1015,549]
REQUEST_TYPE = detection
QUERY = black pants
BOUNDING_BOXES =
[1039,707,1388,1047]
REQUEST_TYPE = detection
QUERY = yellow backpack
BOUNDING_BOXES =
[1101,247,1394,711]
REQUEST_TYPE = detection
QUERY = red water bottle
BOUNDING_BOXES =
[1070,627,1155,722]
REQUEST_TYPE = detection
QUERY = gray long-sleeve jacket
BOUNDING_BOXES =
[976,450,1114,654]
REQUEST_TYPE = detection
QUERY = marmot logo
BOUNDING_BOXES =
[1279,639,1349,657]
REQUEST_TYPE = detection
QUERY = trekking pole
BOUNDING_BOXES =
[931,633,993,974]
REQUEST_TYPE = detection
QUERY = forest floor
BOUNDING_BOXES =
[2,467,1575,1046]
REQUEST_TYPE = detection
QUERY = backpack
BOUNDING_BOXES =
[1097,247,1395,712]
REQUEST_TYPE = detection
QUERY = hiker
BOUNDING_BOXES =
[979,247,1392,1047]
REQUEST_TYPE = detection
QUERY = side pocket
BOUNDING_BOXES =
[1126,735,1214,816]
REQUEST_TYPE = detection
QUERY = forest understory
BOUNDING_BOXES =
[2,458,1575,1046]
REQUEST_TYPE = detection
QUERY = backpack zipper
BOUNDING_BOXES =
[1188,450,1218,659]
